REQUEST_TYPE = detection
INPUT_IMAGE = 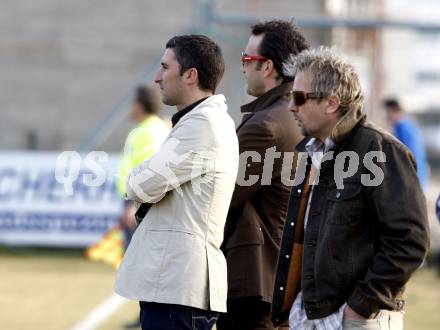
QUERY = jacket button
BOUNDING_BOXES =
[290,222,294,227]
[285,254,290,259]
[279,286,284,291]
[297,189,302,194]
[306,275,313,280]
[336,191,341,199]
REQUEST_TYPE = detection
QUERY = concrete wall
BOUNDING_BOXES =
[0,0,326,151]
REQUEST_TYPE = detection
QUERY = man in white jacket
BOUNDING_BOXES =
[115,35,239,330]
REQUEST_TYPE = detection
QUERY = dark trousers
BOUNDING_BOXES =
[216,297,288,330]
[139,301,219,330]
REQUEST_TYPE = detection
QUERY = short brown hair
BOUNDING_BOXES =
[166,35,225,93]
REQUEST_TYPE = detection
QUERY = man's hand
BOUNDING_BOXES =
[344,305,368,321]
[121,203,137,230]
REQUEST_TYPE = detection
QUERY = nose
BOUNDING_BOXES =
[289,99,298,113]
[154,69,161,84]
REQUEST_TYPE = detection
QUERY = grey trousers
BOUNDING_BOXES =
[343,310,404,330]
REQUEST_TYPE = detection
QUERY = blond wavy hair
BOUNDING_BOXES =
[283,46,364,116]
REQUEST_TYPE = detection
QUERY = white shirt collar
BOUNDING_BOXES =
[305,137,335,170]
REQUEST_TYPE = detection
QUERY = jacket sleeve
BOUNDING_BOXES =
[229,119,277,210]
[347,141,430,317]
[125,115,214,203]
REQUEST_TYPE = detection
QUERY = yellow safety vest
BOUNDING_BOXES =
[117,115,169,196]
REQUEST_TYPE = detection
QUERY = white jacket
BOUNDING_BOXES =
[115,95,239,312]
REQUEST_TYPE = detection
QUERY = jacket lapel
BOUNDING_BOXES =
[236,113,255,132]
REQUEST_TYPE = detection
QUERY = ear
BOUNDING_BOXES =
[262,59,275,78]
[183,68,198,85]
[325,95,341,116]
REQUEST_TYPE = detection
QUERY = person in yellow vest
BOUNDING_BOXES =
[86,86,170,272]
[118,85,170,330]
[118,85,170,249]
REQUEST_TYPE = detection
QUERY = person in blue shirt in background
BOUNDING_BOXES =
[437,194,440,222]
[383,98,429,190]
[437,194,440,276]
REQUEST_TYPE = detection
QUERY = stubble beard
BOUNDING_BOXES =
[246,82,262,98]
[246,85,254,96]
[161,93,175,107]
[300,126,309,136]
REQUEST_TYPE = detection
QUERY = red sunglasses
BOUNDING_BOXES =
[241,51,267,64]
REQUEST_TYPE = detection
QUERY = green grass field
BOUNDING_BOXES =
[0,248,439,330]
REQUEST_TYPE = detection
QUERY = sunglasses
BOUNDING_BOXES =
[241,51,267,64]
[286,90,323,106]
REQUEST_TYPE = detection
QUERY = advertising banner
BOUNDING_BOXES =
[0,152,123,247]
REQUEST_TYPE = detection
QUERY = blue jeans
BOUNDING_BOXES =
[139,301,219,330]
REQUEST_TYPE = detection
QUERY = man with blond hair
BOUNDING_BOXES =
[271,47,429,330]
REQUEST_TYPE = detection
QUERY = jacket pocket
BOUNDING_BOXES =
[325,180,362,225]
[224,224,264,249]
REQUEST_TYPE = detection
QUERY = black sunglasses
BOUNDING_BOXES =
[286,90,323,106]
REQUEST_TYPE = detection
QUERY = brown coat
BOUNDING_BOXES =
[222,83,303,303]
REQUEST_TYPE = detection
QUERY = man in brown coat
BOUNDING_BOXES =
[217,20,309,330]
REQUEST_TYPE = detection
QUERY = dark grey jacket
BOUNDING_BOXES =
[272,112,429,325]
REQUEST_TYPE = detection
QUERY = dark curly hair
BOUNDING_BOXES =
[166,35,225,93]
[251,20,310,82]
